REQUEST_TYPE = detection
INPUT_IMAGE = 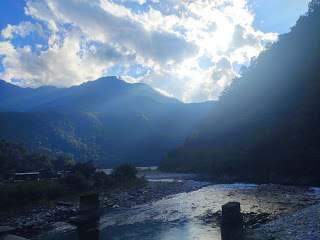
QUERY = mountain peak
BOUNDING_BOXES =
[78,76,127,88]
[95,76,124,83]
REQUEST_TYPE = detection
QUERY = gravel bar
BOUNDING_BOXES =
[246,204,320,240]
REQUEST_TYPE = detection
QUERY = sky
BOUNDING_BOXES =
[0,0,310,103]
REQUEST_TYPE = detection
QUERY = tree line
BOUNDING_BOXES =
[160,0,320,185]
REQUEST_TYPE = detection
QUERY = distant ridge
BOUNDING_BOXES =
[0,76,214,167]
[0,76,182,112]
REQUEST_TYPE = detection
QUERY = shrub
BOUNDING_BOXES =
[71,160,96,179]
[111,163,137,181]
[60,172,91,192]
[92,171,112,188]
[0,181,64,208]
[111,164,147,190]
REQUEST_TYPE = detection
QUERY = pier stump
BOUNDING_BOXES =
[69,192,100,225]
[79,192,100,216]
[221,202,243,240]
[221,202,243,224]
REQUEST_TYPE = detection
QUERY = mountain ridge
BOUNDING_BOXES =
[0,76,214,167]
[0,76,184,112]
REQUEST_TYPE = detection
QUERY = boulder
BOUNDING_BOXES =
[0,226,15,235]
[2,234,29,240]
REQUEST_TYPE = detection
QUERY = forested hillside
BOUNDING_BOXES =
[0,138,75,174]
[159,0,320,184]
[0,77,213,167]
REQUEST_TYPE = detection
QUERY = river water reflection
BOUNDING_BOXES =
[38,181,319,240]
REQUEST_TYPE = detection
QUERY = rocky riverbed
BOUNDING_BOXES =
[0,174,319,240]
[101,174,211,209]
[245,203,320,240]
[0,173,210,238]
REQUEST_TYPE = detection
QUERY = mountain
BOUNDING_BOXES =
[0,80,65,112]
[0,77,213,167]
[159,0,320,185]
[0,77,179,112]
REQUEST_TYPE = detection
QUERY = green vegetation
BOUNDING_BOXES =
[110,163,146,190]
[0,181,64,208]
[160,0,320,185]
[0,140,145,208]
[0,76,213,168]
[0,138,75,176]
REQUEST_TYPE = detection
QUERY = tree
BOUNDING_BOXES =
[71,160,96,179]
[159,1,320,184]
[111,163,137,181]
[53,153,75,170]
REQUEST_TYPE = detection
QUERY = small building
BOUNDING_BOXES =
[14,172,40,181]
[57,170,71,178]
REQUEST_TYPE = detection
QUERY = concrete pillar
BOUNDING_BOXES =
[221,202,243,224]
[221,202,243,240]
[79,192,100,216]
[69,192,100,225]
[221,224,243,240]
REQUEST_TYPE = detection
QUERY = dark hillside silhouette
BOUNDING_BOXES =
[160,0,320,184]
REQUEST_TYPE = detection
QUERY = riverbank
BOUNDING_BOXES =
[245,203,320,240]
[1,173,319,239]
[0,173,210,238]
[100,173,211,209]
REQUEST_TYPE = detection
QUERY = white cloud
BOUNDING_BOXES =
[152,87,174,98]
[0,0,279,102]
[0,28,138,87]
[1,22,44,39]
[119,0,146,5]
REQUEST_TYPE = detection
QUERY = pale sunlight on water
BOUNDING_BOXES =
[37,182,319,240]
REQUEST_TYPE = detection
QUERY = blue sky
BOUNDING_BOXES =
[0,0,310,102]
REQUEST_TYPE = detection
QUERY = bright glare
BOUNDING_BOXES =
[214,22,235,52]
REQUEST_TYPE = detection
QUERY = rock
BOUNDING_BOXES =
[60,208,69,213]
[23,220,35,228]
[56,201,73,207]
[38,212,47,218]
[252,223,261,229]
[2,234,30,240]
[269,228,278,233]
[38,219,46,225]
[0,226,15,235]
[112,205,119,209]
[122,192,130,199]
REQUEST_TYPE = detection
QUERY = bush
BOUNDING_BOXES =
[111,163,137,181]
[71,160,96,179]
[60,172,91,192]
[92,171,112,188]
[111,164,147,190]
[0,181,64,208]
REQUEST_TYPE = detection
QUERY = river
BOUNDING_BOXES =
[36,175,320,240]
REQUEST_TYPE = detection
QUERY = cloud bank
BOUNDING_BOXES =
[0,0,278,102]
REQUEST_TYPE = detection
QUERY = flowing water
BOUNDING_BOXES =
[36,178,320,240]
